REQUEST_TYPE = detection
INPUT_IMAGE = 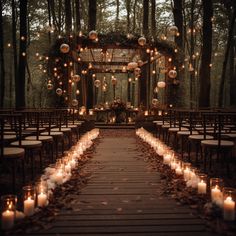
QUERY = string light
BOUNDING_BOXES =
[22,52,26,56]
[168,57,172,62]
[7,43,11,48]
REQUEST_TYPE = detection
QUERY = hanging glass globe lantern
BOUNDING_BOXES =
[47,83,53,90]
[72,74,81,82]
[60,43,70,53]
[88,30,98,40]
[138,36,146,46]
[72,99,79,107]
[127,62,138,70]
[152,98,159,106]
[157,81,166,88]
[56,88,63,96]
[94,79,101,88]
[168,70,177,79]
[168,26,179,36]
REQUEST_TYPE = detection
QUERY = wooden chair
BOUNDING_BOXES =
[0,115,25,192]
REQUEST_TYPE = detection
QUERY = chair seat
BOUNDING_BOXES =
[68,121,83,125]
[168,127,188,132]
[51,128,71,132]
[41,131,63,137]
[162,124,172,128]
[177,131,198,136]
[189,135,214,140]
[201,140,234,147]
[3,135,17,140]
[25,127,46,132]
[195,127,214,131]
[4,147,25,158]
[61,125,78,128]
[11,140,42,148]
[25,135,53,142]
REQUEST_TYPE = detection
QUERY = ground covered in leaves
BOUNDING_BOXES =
[135,136,236,236]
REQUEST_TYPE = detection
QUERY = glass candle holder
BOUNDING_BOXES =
[189,168,199,188]
[223,188,236,221]
[36,181,48,208]
[183,163,191,182]
[1,195,17,230]
[23,185,36,216]
[210,178,224,206]
[197,174,207,194]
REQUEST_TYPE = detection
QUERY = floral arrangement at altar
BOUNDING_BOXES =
[110,98,126,111]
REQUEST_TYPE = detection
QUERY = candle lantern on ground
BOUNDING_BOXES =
[1,195,17,230]
[223,188,236,221]
[36,182,48,208]
[23,185,36,217]
[197,174,207,194]
[210,178,224,207]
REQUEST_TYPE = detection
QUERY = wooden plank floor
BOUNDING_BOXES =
[35,130,213,236]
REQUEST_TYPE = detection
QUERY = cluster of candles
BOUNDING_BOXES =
[1,129,100,230]
[136,128,236,222]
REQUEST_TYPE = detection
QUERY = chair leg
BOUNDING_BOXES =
[187,141,191,162]
[12,160,16,193]
[21,159,25,184]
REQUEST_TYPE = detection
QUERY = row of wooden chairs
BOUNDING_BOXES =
[0,109,88,193]
[154,109,236,176]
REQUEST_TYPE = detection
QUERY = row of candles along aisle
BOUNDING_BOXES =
[136,128,236,222]
[1,129,100,230]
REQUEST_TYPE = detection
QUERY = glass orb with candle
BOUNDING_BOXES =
[223,188,236,221]
[210,178,224,207]
[23,185,36,217]
[1,195,17,230]
[183,163,191,182]
[36,181,48,208]
[197,174,207,194]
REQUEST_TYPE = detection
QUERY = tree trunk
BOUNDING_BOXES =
[65,0,72,35]
[132,0,137,32]
[198,0,213,108]
[230,29,236,106]
[88,0,96,31]
[218,9,236,107]
[143,0,149,36]
[151,0,156,37]
[75,0,81,32]
[0,0,5,108]
[12,0,17,108]
[126,0,131,32]
[16,0,27,109]
[173,0,183,49]
[116,0,119,27]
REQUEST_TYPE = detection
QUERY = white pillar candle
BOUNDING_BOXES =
[211,186,223,206]
[55,171,63,185]
[163,154,171,165]
[183,168,190,181]
[175,167,182,175]
[223,196,235,221]
[198,180,207,194]
[1,210,14,230]
[37,192,47,207]
[24,197,35,216]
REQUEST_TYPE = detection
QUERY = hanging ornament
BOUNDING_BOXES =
[138,36,146,46]
[168,26,179,36]
[60,43,70,53]
[134,67,141,75]
[157,81,166,88]
[168,70,177,79]
[72,74,81,82]
[88,30,98,40]
[56,88,63,96]
[188,63,194,72]
[154,87,159,94]
[47,83,53,90]
[152,98,159,106]
[94,79,101,88]
[127,62,138,70]
[137,60,144,67]
[72,99,79,107]
[111,77,117,86]
[102,85,107,92]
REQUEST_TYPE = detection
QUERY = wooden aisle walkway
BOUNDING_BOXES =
[35,130,213,236]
